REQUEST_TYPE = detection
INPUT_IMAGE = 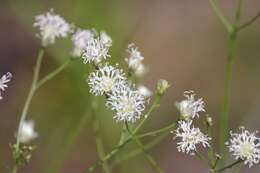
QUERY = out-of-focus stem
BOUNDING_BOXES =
[91,99,111,173]
[216,159,242,172]
[125,122,165,173]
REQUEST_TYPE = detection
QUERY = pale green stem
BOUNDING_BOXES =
[91,98,111,173]
[236,12,260,32]
[12,48,44,173]
[125,122,165,173]
[36,58,71,90]
[216,159,242,172]
[134,94,161,133]
[208,0,233,32]
[15,48,44,152]
[195,151,209,166]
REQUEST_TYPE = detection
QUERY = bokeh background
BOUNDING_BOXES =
[0,0,260,172]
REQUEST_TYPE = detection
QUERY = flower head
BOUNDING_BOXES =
[226,127,260,167]
[137,85,152,98]
[125,43,147,77]
[18,120,38,144]
[156,79,170,95]
[100,31,112,48]
[82,36,111,64]
[176,91,205,120]
[88,64,125,96]
[34,9,73,46]
[0,72,12,100]
[72,29,94,57]
[175,120,210,154]
[106,84,146,123]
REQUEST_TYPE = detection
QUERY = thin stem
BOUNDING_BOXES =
[112,131,169,166]
[195,151,209,166]
[236,12,260,32]
[15,48,44,152]
[91,98,111,173]
[125,122,165,173]
[207,124,214,167]
[134,94,161,133]
[208,0,233,33]
[11,165,18,173]
[216,159,242,172]
[36,58,71,89]
[136,122,176,139]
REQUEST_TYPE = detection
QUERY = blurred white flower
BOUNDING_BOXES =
[82,37,110,64]
[176,91,205,120]
[125,43,147,77]
[100,31,112,48]
[138,85,152,98]
[34,9,73,46]
[106,84,145,123]
[156,79,170,95]
[175,120,210,154]
[72,29,94,57]
[18,120,38,144]
[88,64,125,96]
[0,72,12,100]
[226,127,260,167]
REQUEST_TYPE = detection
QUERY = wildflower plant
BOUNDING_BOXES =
[5,2,260,173]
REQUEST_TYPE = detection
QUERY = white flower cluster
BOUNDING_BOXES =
[226,127,260,167]
[34,9,73,47]
[174,91,210,154]
[0,72,12,100]
[125,43,147,77]
[175,120,210,154]
[72,29,94,57]
[80,30,112,64]
[18,120,38,144]
[176,90,205,120]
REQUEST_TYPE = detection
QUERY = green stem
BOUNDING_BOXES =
[11,165,18,173]
[136,122,176,139]
[15,48,44,152]
[134,94,161,133]
[216,159,242,172]
[92,99,111,173]
[207,124,214,167]
[125,122,165,173]
[112,131,169,166]
[36,58,71,89]
[208,0,233,33]
[236,12,260,32]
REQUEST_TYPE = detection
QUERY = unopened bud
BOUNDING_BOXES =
[156,79,170,95]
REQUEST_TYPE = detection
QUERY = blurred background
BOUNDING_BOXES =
[0,0,260,172]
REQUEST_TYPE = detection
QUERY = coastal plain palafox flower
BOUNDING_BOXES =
[226,127,260,167]
[72,29,94,57]
[0,72,12,100]
[18,120,38,144]
[175,120,210,154]
[176,90,205,120]
[34,9,73,46]
[138,85,153,98]
[106,84,146,123]
[82,36,111,64]
[88,64,126,96]
[125,43,147,77]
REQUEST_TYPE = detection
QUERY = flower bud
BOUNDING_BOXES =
[156,79,170,95]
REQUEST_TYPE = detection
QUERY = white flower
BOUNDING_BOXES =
[226,127,260,167]
[106,84,146,123]
[176,91,205,120]
[18,120,38,143]
[72,29,94,57]
[125,43,147,77]
[82,37,110,64]
[0,72,12,100]
[88,64,125,96]
[175,120,210,154]
[34,9,73,46]
[100,31,112,48]
[138,85,152,98]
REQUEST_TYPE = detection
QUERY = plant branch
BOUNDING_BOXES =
[216,159,242,172]
[208,0,233,32]
[236,12,260,32]
[125,122,165,173]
